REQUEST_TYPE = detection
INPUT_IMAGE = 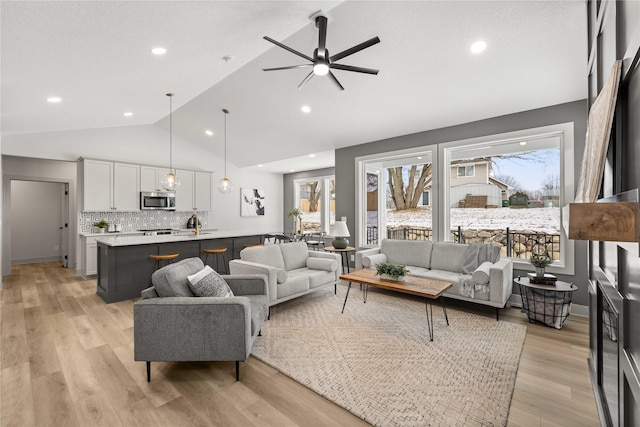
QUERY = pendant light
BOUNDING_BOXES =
[161,92,180,191]
[217,108,233,194]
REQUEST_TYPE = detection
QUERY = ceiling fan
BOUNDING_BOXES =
[263,14,380,90]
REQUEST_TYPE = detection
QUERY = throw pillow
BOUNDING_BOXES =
[187,266,234,297]
[306,257,338,272]
[472,261,493,285]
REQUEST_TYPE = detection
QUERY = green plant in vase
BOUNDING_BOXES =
[287,208,303,235]
[92,219,109,233]
[375,262,410,281]
[530,253,551,277]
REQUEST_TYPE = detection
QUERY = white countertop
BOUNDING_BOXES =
[93,229,260,247]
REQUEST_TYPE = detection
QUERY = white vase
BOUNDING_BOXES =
[380,273,404,282]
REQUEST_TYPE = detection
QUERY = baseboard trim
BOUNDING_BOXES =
[508,294,589,318]
[11,256,61,265]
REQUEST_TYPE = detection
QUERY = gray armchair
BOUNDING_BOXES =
[133,257,269,382]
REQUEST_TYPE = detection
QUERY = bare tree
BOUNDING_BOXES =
[494,174,523,192]
[542,173,560,190]
[304,181,321,212]
[387,164,432,210]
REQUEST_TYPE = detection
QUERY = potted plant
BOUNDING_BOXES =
[375,262,410,281]
[93,219,109,233]
[287,208,303,235]
[530,253,551,277]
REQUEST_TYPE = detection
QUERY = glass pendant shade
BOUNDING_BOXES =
[218,108,233,194]
[161,171,180,191]
[217,177,233,194]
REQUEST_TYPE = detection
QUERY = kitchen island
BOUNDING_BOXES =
[95,230,263,303]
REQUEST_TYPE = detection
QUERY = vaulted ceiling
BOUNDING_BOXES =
[1,1,587,173]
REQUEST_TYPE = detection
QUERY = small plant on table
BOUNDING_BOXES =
[375,262,410,281]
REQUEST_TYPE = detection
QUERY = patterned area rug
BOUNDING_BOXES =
[252,285,526,426]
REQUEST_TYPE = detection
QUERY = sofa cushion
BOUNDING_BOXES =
[381,239,433,269]
[241,244,285,270]
[187,266,234,297]
[461,243,501,274]
[279,241,309,271]
[276,273,309,299]
[306,257,338,272]
[152,257,203,297]
[362,253,387,268]
[472,261,493,285]
[430,242,469,273]
[291,267,336,289]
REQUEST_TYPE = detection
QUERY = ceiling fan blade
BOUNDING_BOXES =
[330,63,379,75]
[328,71,345,91]
[298,71,315,89]
[263,64,313,72]
[316,15,327,55]
[263,36,314,62]
[330,36,381,62]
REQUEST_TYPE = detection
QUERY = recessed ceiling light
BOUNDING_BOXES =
[309,154,316,158]
[520,141,527,146]
[46,96,62,103]
[417,156,423,160]
[290,169,295,172]
[301,105,311,113]
[257,164,263,168]
[123,112,133,117]
[205,130,213,136]
[470,40,487,54]
[151,47,167,55]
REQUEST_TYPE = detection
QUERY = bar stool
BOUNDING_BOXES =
[202,248,228,274]
[149,253,179,271]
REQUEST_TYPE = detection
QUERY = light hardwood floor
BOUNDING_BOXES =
[1,262,600,426]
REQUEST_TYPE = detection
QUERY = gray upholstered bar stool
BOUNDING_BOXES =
[149,253,179,271]
[202,248,228,274]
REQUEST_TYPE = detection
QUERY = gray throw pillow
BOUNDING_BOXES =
[187,266,234,297]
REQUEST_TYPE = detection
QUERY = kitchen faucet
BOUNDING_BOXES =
[193,214,200,235]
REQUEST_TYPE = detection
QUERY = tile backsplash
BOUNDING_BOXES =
[80,211,209,233]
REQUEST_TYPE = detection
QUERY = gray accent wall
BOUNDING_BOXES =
[334,100,589,305]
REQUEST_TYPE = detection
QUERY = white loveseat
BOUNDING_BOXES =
[356,239,513,319]
[229,241,341,306]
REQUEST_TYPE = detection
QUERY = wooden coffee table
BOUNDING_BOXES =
[340,269,453,341]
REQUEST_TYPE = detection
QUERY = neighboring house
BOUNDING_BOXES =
[449,160,510,208]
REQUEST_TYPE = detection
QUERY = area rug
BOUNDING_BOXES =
[251,286,527,427]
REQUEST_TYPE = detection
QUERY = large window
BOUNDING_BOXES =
[357,123,575,275]
[294,176,335,233]
[357,148,436,246]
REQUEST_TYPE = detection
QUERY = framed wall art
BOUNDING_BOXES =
[241,188,265,216]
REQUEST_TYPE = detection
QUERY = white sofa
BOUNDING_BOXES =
[229,241,341,306]
[356,239,513,319]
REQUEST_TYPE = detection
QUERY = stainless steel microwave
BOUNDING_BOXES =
[140,191,176,210]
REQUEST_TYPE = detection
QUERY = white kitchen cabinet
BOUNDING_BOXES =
[174,170,213,211]
[82,159,113,211]
[195,171,213,210]
[85,237,98,276]
[140,166,171,192]
[175,169,195,211]
[113,163,140,211]
[82,159,140,211]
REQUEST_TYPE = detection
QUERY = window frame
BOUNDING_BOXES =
[438,122,575,275]
[293,175,335,234]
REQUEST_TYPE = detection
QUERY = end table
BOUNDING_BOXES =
[514,276,577,329]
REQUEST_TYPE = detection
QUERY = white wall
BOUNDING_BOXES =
[2,156,78,276]
[11,181,64,264]
[2,124,284,275]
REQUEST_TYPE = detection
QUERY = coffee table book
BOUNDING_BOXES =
[527,272,558,285]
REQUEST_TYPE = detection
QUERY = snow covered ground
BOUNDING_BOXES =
[302,206,561,234]
[387,207,561,233]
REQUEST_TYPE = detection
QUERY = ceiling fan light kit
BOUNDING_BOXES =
[263,14,380,90]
